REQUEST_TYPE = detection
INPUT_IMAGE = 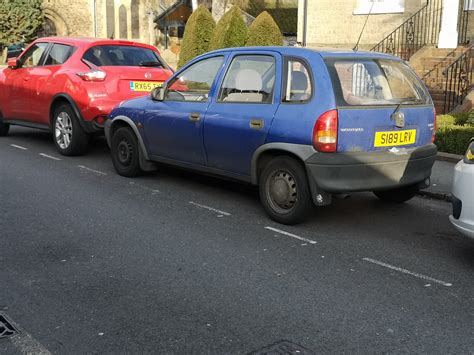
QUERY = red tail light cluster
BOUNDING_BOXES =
[313,109,338,153]
[76,70,107,82]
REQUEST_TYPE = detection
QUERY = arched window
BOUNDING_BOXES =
[119,5,128,39]
[106,0,115,38]
[131,0,140,38]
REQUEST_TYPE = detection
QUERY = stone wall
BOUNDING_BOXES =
[297,0,426,49]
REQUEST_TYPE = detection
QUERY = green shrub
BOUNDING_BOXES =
[0,0,44,47]
[437,114,456,128]
[246,11,283,46]
[435,124,474,155]
[178,5,216,68]
[266,8,297,34]
[210,6,248,50]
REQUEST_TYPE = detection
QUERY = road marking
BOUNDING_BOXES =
[362,257,452,287]
[264,226,317,244]
[129,181,160,194]
[1,313,51,355]
[78,165,107,175]
[39,153,61,161]
[189,201,231,216]
[10,144,27,150]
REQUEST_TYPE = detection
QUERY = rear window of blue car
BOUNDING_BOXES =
[325,58,430,106]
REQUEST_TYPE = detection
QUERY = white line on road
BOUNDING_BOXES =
[362,257,452,287]
[129,181,160,194]
[264,226,317,244]
[189,201,231,216]
[78,165,107,175]
[39,153,61,161]
[10,144,28,150]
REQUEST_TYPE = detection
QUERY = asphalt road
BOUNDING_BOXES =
[1,126,473,354]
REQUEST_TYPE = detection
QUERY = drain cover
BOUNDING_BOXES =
[0,314,18,339]
[249,340,314,355]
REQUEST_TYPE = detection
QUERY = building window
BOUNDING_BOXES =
[465,0,474,10]
[131,0,140,38]
[354,0,404,15]
[119,5,128,39]
[106,0,115,38]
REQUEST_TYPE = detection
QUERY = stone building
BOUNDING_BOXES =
[41,0,174,46]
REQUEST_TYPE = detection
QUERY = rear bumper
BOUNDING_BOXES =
[305,144,437,193]
[449,160,474,239]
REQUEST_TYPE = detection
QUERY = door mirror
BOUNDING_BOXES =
[151,86,165,101]
[7,57,19,69]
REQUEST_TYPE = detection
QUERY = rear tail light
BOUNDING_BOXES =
[464,140,474,164]
[313,109,338,153]
[432,107,437,143]
[76,70,107,82]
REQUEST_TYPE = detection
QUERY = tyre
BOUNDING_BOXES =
[0,119,9,136]
[53,103,90,156]
[110,126,142,177]
[259,156,313,225]
[373,185,419,203]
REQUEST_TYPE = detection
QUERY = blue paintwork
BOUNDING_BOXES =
[109,46,435,178]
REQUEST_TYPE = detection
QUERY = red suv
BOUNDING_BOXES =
[0,37,173,155]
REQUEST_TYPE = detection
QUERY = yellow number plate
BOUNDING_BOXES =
[130,81,162,92]
[374,129,417,147]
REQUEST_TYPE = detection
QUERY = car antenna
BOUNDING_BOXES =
[353,1,375,52]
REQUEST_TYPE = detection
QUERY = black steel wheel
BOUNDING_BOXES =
[111,126,142,177]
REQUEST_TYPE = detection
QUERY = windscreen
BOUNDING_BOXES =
[83,45,164,67]
[325,58,430,106]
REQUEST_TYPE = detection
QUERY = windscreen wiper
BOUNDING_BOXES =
[139,61,163,67]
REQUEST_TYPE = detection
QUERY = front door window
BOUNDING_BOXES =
[20,43,49,68]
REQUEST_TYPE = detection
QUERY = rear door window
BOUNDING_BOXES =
[83,45,165,67]
[44,44,75,65]
[282,58,313,103]
[325,58,429,106]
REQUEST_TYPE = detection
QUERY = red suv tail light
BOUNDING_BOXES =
[76,70,107,82]
[432,107,437,143]
[313,109,338,152]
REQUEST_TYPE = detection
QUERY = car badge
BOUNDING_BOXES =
[144,72,152,79]
[391,111,405,128]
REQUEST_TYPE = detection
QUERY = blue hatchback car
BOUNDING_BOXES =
[105,47,437,224]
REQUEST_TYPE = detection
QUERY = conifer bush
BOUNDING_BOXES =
[210,6,248,50]
[178,5,216,68]
[245,11,283,47]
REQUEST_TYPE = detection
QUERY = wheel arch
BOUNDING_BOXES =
[49,93,84,129]
[107,115,150,161]
[251,143,315,185]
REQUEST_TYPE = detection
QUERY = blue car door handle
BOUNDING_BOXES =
[189,112,201,122]
[250,119,264,130]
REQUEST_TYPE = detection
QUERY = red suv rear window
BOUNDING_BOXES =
[83,45,164,68]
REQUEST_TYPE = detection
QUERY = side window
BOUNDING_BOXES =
[283,58,312,103]
[165,56,224,102]
[44,44,75,66]
[20,43,49,68]
[218,55,276,104]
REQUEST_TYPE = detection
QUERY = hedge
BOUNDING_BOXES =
[178,5,215,68]
[246,11,283,46]
[210,6,248,50]
[435,113,474,155]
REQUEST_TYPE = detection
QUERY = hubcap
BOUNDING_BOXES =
[117,139,132,165]
[55,112,73,149]
[266,170,298,213]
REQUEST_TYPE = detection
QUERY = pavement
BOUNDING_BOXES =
[0,126,472,354]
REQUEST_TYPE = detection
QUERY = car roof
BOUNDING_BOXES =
[35,37,158,51]
[206,46,401,60]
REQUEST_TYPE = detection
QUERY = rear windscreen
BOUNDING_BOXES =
[83,45,164,67]
[325,58,430,106]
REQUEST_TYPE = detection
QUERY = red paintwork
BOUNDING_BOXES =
[0,37,173,127]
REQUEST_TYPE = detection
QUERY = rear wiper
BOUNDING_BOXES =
[139,61,163,67]
[392,99,420,115]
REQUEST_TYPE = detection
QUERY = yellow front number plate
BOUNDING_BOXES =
[374,129,417,147]
[130,81,162,92]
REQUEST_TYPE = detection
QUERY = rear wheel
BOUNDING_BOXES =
[111,126,142,177]
[0,119,9,136]
[53,103,90,156]
[259,156,313,225]
[373,185,419,203]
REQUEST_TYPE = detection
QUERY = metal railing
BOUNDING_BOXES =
[443,45,473,113]
[458,0,472,45]
[371,0,442,61]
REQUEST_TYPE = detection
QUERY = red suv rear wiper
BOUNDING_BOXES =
[139,61,163,67]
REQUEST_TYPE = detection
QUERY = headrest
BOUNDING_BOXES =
[234,69,262,91]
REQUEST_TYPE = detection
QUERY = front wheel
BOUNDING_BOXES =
[259,156,313,225]
[53,103,90,156]
[111,126,142,177]
[373,185,419,203]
